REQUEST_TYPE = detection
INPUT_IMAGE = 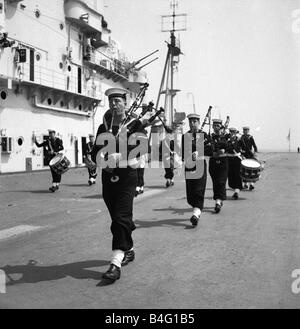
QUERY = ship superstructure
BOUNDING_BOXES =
[0,0,146,173]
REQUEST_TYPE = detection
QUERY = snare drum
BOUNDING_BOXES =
[240,158,262,182]
[84,156,97,171]
[49,153,70,175]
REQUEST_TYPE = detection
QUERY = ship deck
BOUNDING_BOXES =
[0,152,299,308]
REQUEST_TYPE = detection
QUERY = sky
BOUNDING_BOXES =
[104,0,300,151]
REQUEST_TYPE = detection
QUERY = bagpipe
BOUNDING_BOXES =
[197,106,230,156]
[102,83,167,182]
[106,83,167,137]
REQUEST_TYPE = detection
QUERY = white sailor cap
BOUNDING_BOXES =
[187,113,200,120]
[229,127,238,132]
[242,126,250,130]
[212,119,222,125]
[48,129,56,133]
[105,87,128,100]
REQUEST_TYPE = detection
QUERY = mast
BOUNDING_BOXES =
[156,0,187,127]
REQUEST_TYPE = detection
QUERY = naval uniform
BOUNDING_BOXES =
[182,130,210,211]
[136,128,148,193]
[35,137,64,183]
[86,141,97,182]
[208,133,229,201]
[160,136,175,182]
[226,134,243,190]
[91,120,146,252]
[136,166,145,190]
[240,134,258,159]
[240,132,258,188]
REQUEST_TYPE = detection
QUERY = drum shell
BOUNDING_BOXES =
[240,159,261,182]
[49,154,70,174]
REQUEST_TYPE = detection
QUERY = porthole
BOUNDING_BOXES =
[47,98,52,105]
[68,65,72,72]
[60,100,64,107]
[79,104,82,111]
[59,62,63,69]
[0,90,7,100]
[36,53,41,61]
[59,23,64,30]
[17,137,24,146]
[34,9,41,18]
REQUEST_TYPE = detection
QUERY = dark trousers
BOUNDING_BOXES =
[209,157,228,200]
[228,157,242,190]
[163,154,174,180]
[50,166,61,183]
[102,169,137,251]
[164,168,174,180]
[88,168,97,179]
[185,161,207,210]
[137,168,145,187]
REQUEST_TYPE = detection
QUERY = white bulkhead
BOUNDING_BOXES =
[0,0,147,173]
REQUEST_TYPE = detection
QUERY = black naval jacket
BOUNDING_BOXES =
[207,133,229,201]
[35,138,64,164]
[206,132,229,157]
[182,130,211,172]
[225,134,242,154]
[181,130,210,210]
[91,118,147,251]
[240,134,258,158]
[225,134,243,190]
[91,120,147,174]
[86,141,93,155]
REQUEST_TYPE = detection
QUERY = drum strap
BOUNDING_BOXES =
[211,154,228,158]
[103,116,109,131]
[226,153,241,157]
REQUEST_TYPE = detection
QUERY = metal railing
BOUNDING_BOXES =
[18,62,100,98]
[90,48,131,79]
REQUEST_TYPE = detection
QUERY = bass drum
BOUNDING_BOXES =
[240,158,262,182]
[49,153,70,175]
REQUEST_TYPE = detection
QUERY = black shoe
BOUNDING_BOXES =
[49,186,56,192]
[55,185,59,190]
[170,181,174,186]
[121,250,135,266]
[139,189,144,194]
[135,190,139,197]
[232,192,239,200]
[92,181,96,184]
[190,215,199,227]
[215,203,222,213]
[102,264,121,281]
[166,181,171,188]
[88,180,92,186]
[249,185,255,191]
[243,184,248,190]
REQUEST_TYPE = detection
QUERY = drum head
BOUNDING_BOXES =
[241,159,261,168]
[49,154,62,166]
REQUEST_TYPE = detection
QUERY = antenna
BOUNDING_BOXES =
[161,2,187,33]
